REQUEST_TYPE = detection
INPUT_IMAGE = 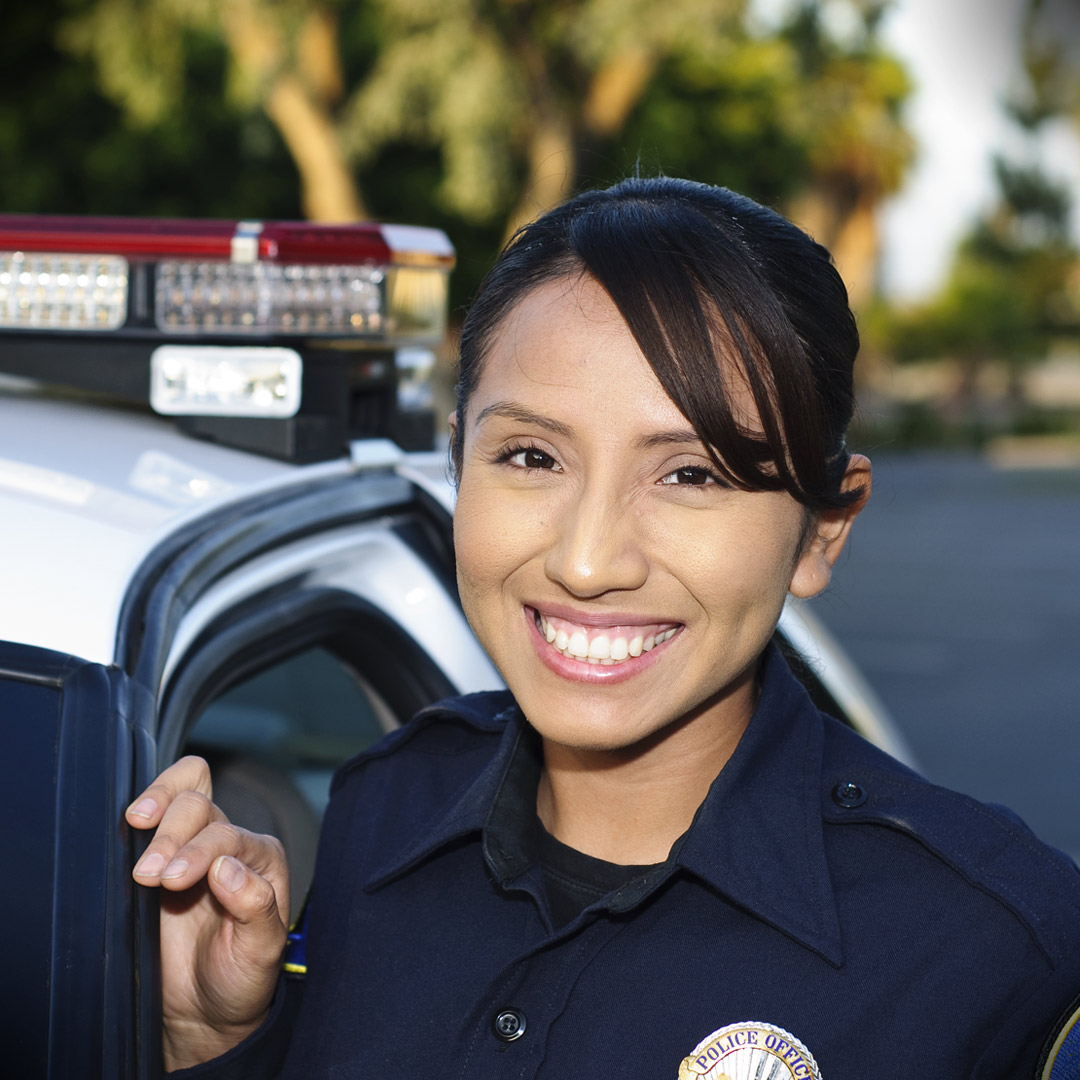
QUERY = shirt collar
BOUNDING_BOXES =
[671,643,844,966]
[365,645,843,966]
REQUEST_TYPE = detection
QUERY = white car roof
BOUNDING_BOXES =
[0,378,355,665]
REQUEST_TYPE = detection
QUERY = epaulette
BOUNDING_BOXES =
[821,717,1080,966]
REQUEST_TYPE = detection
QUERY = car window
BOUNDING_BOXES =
[184,645,399,918]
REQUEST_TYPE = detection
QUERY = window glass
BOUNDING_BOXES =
[185,646,397,916]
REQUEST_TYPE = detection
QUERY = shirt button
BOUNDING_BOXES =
[493,1008,527,1042]
[832,781,867,808]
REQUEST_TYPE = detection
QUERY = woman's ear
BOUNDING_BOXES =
[447,410,458,442]
[788,454,872,599]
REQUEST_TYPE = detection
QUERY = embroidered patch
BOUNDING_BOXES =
[678,1021,822,1080]
[282,901,309,978]
[1040,1001,1080,1080]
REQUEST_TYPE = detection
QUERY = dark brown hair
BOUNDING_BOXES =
[454,177,861,511]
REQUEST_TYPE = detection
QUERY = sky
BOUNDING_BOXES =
[877,0,1080,299]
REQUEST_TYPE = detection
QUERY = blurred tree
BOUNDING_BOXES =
[344,0,913,295]
[58,0,366,221]
[1012,0,1080,131]
[881,207,1073,413]
[872,0,1079,415]
[9,0,914,306]
[777,0,914,305]
[0,0,301,220]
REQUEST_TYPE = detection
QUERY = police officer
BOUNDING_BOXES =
[129,178,1080,1079]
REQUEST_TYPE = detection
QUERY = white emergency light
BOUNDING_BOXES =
[150,345,302,417]
[155,261,385,336]
[0,252,128,330]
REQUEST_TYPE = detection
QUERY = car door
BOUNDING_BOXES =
[0,641,146,1080]
[122,466,500,1077]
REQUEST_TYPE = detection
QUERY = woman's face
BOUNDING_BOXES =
[453,274,864,754]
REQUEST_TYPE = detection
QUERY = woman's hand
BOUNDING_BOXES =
[127,756,291,1071]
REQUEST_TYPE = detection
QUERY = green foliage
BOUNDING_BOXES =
[879,206,1076,374]
[341,0,528,224]
[618,36,807,203]
[991,157,1071,239]
[778,1,914,196]
[1008,0,1080,130]
[0,0,301,219]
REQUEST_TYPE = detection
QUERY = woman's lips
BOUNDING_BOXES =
[525,606,682,683]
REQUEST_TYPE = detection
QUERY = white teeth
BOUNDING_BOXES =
[538,614,678,665]
[588,635,611,660]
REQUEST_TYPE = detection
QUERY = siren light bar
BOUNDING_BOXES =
[0,215,454,341]
[0,214,454,458]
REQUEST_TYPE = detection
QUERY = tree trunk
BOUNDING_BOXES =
[222,2,367,222]
[503,116,577,241]
[828,197,879,309]
[787,185,880,308]
[501,27,576,240]
[583,47,657,137]
[265,73,368,222]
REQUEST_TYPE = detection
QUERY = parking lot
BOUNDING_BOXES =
[809,451,1080,860]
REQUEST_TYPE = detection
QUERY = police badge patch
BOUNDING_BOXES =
[1040,999,1080,1080]
[678,1021,823,1080]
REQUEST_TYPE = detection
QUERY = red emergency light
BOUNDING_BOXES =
[0,216,454,267]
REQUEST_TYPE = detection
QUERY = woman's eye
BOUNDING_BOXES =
[506,447,557,470]
[660,466,718,487]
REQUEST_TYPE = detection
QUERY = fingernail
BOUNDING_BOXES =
[128,798,157,819]
[215,856,245,893]
[161,858,188,880]
[134,852,165,878]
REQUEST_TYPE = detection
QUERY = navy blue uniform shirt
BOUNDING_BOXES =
[176,646,1080,1079]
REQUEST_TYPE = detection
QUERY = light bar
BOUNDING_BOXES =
[0,215,454,343]
[150,345,302,417]
[155,261,385,335]
[0,252,128,330]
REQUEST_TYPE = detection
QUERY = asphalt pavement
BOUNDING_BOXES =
[807,451,1080,860]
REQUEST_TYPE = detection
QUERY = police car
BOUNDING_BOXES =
[0,214,909,1079]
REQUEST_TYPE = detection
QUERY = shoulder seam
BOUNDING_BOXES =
[330,696,515,793]
[825,795,1080,965]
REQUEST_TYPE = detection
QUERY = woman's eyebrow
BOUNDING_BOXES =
[635,428,704,450]
[474,401,574,438]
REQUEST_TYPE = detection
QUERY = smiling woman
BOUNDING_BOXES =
[130,178,1080,1080]
[451,272,864,863]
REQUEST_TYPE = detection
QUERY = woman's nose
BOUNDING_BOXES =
[543,488,649,598]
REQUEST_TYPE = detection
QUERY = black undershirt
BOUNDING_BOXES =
[485,720,667,928]
[536,820,661,928]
